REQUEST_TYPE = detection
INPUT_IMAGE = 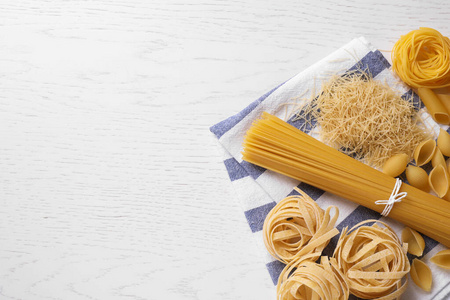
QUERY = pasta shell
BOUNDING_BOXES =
[414,139,436,166]
[382,153,409,177]
[428,165,449,197]
[401,227,425,256]
[432,148,447,171]
[430,249,450,270]
[410,259,432,292]
[406,165,430,192]
[437,128,450,157]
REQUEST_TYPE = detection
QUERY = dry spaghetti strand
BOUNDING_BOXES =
[392,27,450,89]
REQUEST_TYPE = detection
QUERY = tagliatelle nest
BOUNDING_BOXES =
[295,71,432,168]
[333,220,410,299]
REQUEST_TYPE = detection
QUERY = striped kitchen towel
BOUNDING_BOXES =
[210,37,450,299]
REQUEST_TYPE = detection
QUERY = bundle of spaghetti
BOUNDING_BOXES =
[263,187,339,264]
[242,112,450,247]
[333,220,410,299]
[277,256,349,300]
[392,27,450,89]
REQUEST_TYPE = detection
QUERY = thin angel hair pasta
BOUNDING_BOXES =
[277,256,349,300]
[294,72,431,168]
[392,27,450,89]
[263,187,339,264]
[333,220,410,299]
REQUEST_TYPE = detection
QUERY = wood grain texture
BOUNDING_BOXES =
[0,0,449,299]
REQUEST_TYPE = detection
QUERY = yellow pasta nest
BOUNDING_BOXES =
[392,27,450,89]
[263,188,339,264]
[309,72,431,168]
[277,256,349,300]
[333,220,410,299]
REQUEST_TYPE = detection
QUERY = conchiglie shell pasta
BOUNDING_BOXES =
[414,139,436,166]
[432,148,448,171]
[430,249,450,269]
[401,227,425,256]
[437,128,450,157]
[382,153,409,177]
[406,165,430,192]
[410,258,432,292]
[429,165,449,197]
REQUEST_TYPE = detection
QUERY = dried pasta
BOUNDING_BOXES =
[430,249,450,269]
[405,165,430,192]
[437,128,450,157]
[417,88,450,124]
[410,258,432,292]
[333,220,410,299]
[263,188,339,264]
[383,153,409,177]
[277,256,349,300]
[392,27,450,89]
[414,139,436,166]
[242,113,450,247]
[432,148,447,171]
[401,227,425,257]
[428,165,449,198]
[295,72,430,168]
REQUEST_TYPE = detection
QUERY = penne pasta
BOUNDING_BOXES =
[417,88,450,124]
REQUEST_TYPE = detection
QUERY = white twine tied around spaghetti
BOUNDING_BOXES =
[375,178,407,217]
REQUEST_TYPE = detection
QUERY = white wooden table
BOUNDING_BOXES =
[1,1,449,299]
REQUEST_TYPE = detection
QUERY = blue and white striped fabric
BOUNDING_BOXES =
[210,37,450,300]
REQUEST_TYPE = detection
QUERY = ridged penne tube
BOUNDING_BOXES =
[430,249,450,269]
[410,259,432,292]
[382,153,409,177]
[437,127,450,157]
[432,148,447,172]
[263,188,339,264]
[414,139,436,166]
[429,165,449,197]
[417,87,450,124]
[401,227,425,256]
[406,165,430,192]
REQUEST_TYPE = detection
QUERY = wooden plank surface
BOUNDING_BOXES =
[0,1,449,299]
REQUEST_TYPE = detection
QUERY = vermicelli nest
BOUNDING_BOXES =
[333,220,410,299]
[297,72,432,168]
